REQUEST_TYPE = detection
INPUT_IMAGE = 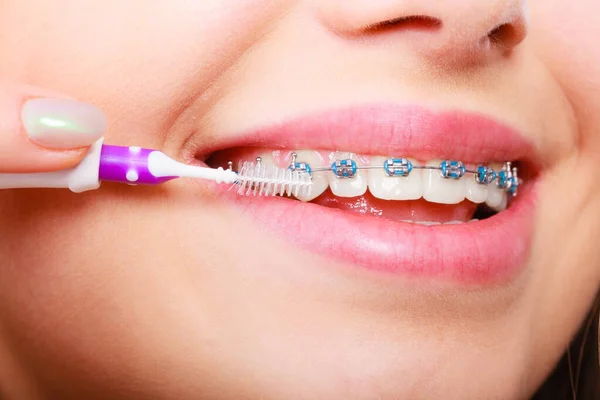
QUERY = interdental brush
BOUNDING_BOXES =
[0,138,313,197]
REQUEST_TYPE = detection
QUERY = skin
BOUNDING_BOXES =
[0,0,599,398]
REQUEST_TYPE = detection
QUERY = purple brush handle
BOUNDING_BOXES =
[99,145,176,185]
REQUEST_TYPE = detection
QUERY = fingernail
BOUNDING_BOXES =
[21,98,107,149]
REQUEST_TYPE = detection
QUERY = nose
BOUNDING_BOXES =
[313,0,529,66]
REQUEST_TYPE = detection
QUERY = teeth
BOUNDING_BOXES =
[414,221,442,226]
[422,159,466,204]
[401,220,466,225]
[254,153,275,172]
[485,163,504,210]
[327,152,368,198]
[487,189,508,212]
[252,153,276,195]
[368,156,423,200]
[465,175,487,204]
[497,194,508,211]
[290,150,329,202]
[484,162,508,211]
[256,152,514,213]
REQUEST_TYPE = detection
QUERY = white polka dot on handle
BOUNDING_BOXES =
[126,169,139,182]
[129,146,141,154]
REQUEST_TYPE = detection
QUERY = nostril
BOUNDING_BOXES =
[487,23,524,50]
[364,15,442,35]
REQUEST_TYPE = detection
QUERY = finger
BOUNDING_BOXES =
[0,83,106,173]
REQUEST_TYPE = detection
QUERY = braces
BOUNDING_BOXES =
[228,154,522,197]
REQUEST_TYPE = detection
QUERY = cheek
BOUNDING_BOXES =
[0,184,344,396]
[0,0,285,145]
[0,187,226,393]
[529,0,600,150]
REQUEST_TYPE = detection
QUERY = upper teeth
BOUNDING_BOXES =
[328,151,368,198]
[251,151,520,209]
[369,156,423,201]
[422,159,467,204]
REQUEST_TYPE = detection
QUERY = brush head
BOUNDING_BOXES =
[235,161,312,197]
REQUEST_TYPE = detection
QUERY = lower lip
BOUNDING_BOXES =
[214,183,537,286]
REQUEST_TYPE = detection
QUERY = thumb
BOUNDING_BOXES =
[0,83,106,173]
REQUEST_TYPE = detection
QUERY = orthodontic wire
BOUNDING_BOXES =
[228,153,522,197]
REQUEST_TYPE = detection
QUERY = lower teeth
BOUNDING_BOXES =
[400,219,479,226]
[416,221,442,226]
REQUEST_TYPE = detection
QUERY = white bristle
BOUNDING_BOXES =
[235,161,312,197]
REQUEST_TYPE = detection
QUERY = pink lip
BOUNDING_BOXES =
[204,104,536,163]
[204,105,538,285]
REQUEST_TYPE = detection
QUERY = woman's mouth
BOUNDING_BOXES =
[197,105,539,286]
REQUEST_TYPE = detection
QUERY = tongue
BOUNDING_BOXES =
[312,190,477,223]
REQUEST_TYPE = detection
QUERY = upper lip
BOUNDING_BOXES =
[196,104,538,165]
